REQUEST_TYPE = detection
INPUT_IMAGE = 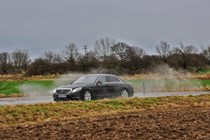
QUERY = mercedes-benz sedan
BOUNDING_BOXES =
[52,74,134,101]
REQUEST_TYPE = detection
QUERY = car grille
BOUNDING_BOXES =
[56,89,72,94]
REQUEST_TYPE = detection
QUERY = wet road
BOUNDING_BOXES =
[0,91,209,106]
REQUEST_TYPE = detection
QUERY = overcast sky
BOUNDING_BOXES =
[0,0,210,58]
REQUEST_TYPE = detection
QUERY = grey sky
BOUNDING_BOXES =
[0,0,210,58]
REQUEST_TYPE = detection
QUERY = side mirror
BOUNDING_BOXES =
[96,81,103,86]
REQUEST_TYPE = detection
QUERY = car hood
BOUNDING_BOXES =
[56,83,93,89]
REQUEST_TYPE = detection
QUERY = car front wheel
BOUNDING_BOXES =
[53,98,58,102]
[81,90,92,101]
[120,89,129,98]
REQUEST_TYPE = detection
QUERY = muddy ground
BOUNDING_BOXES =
[0,106,210,140]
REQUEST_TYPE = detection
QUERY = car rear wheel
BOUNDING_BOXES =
[121,89,129,98]
[82,90,92,101]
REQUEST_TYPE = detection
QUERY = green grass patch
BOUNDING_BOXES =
[0,81,19,95]
[22,80,54,88]
[201,80,210,86]
[0,80,54,95]
[197,69,210,74]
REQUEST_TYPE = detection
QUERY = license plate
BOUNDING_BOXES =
[58,94,67,98]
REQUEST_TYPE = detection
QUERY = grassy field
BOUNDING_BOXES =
[0,94,210,127]
[0,80,54,96]
[0,79,210,96]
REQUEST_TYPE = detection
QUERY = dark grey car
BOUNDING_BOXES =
[52,74,134,101]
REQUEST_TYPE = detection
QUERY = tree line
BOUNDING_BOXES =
[0,37,210,76]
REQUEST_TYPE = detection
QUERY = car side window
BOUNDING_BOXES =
[97,76,107,83]
[106,76,121,82]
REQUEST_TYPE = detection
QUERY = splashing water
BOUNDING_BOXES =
[20,84,51,97]
[132,64,202,93]
[20,72,84,97]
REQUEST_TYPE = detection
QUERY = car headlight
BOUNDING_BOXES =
[72,87,82,93]
[50,89,56,94]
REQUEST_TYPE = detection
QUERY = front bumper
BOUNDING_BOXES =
[53,91,81,101]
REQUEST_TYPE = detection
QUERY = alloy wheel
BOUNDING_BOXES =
[121,89,129,98]
[84,91,92,101]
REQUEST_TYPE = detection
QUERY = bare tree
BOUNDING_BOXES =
[64,43,79,63]
[201,45,210,60]
[132,46,146,58]
[27,58,51,76]
[42,51,63,64]
[124,46,145,60]
[172,42,198,70]
[94,37,115,59]
[174,42,198,54]
[77,51,100,72]
[156,41,171,63]
[11,49,30,73]
[0,52,11,74]
[112,42,145,60]
[112,42,130,60]
[43,51,53,63]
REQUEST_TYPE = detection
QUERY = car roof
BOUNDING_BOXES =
[84,74,118,77]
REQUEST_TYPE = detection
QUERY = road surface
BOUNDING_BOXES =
[0,91,209,106]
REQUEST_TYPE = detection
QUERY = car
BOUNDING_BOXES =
[52,74,134,101]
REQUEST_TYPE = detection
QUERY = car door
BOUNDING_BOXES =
[93,76,109,99]
[106,76,122,98]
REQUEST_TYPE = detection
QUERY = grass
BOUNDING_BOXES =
[0,81,20,95]
[0,80,54,95]
[201,79,210,86]
[0,94,210,127]
[198,69,210,74]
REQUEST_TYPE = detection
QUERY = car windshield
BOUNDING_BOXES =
[72,75,99,84]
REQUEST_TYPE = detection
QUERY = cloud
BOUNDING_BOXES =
[0,0,210,58]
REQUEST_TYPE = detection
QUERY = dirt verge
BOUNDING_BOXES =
[0,106,210,140]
